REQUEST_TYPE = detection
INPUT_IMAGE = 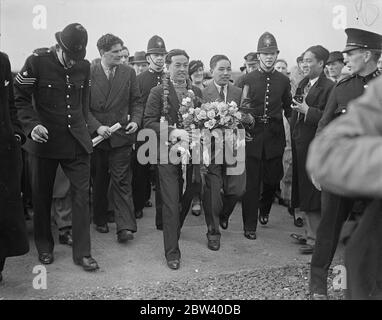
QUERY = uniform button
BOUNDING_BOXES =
[68,85,71,88]
[341,109,346,114]
[266,102,269,105]
[67,105,71,109]
[48,84,52,88]
[68,114,71,118]
[68,125,71,128]
[267,90,270,93]
[267,78,270,81]
[66,95,70,99]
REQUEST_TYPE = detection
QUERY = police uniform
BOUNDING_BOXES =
[241,32,292,236]
[14,23,97,269]
[132,35,167,225]
[310,27,382,297]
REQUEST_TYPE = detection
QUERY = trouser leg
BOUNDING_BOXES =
[310,191,352,295]
[158,164,181,261]
[91,148,110,226]
[61,154,91,262]
[109,145,136,233]
[28,155,58,254]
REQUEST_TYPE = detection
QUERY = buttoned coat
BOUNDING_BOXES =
[87,60,143,147]
[290,72,334,211]
[0,52,29,259]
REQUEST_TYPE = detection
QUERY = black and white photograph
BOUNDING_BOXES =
[1,0,382,305]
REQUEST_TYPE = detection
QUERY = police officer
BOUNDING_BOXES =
[14,23,99,271]
[133,35,167,224]
[240,32,292,240]
[309,28,382,299]
[234,52,259,88]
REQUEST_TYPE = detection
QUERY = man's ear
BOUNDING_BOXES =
[99,49,105,57]
[364,50,372,63]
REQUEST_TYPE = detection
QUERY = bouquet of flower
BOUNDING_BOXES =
[179,98,242,131]
[178,97,244,166]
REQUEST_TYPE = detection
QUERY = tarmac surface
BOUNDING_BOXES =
[0,199,345,300]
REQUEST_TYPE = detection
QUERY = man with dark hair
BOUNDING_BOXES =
[202,54,246,250]
[240,32,292,240]
[134,35,167,223]
[308,27,382,300]
[14,23,99,271]
[0,51,29,283]
[131,51,149,76]
[144,49,202,270]
[290,45,334,255]
[88,33,143,243]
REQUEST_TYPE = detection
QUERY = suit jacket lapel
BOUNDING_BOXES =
[106,66,126,108]
[205,82,219,102]
[306,74,324,106]
[168,83,180,123]
[93,62,109,100]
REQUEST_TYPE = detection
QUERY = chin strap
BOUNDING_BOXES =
[259,54,278,72]
[148,55,163,72]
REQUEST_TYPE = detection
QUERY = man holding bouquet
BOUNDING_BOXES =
[88,34,143,243]
[202,55,246,251]
[144,49,202,270]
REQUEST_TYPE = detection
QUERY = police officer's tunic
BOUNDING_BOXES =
[14,47,93,261]
[241,68,292,231]
[310,69,380,296]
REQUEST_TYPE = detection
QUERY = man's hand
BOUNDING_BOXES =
[125,122,138,134]
[291,98,309,114]
[241,112,255,125]
[31,125,49,143]
[169,128,189,143]
[97,125,112,139]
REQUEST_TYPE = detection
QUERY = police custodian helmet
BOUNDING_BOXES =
[55,23,88,61]
[257,32,279,54]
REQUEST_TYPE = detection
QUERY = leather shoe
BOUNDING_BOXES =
[117,230,134,243]
[95,224,109,233]
[191,203,201,216]
[145,200,153,207]
[299,244,315,254]
[74,256,99,271]
[207,239,220,251]
[59,230,73,246]
[38,252,54,265]
[167,259,180,270]
[311,293,328,300]
[244,231,257,240]
[219,216,229,230]
[135,210,143,219]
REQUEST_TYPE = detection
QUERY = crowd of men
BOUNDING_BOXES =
[1,21,382,300]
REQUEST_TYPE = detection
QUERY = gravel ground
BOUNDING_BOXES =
[51,263,346,300]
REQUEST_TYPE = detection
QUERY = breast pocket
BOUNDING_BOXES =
[37,80,62,107]
[71,80,85,106]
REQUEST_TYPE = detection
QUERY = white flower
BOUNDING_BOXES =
[197,110,207,120]
[229,101,237,108]
[189,107,195,114]
[160,116,166,123]
[190,124,196,130]
[182,113,189,119]
[207,110,216,119]
[234,112,242,120]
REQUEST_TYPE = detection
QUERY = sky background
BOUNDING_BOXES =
[1,0,382,71]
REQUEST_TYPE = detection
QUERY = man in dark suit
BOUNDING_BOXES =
[240,32,292,240]
[14,23,99,271]
[202,54,246,251]
[144,49,202,270]
[88,34,143,243]
[290,45,334,255]
[0,51,29,283]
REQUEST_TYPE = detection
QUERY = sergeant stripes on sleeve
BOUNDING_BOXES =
[15,73,36,85]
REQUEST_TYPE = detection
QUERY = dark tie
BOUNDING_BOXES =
[219,86,225,102]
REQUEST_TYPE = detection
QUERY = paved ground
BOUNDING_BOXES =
[0,199,345,300]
